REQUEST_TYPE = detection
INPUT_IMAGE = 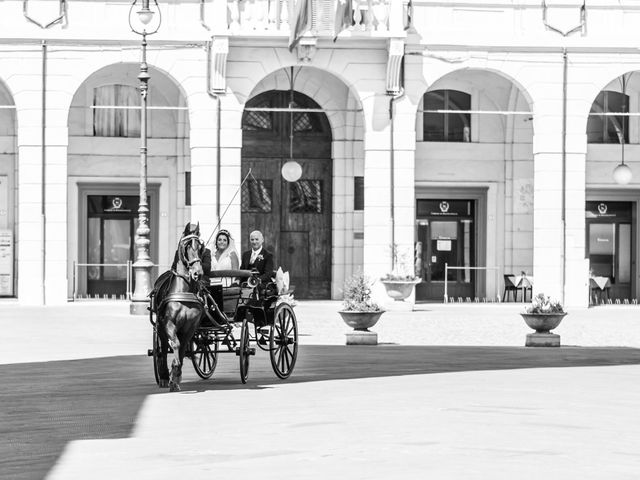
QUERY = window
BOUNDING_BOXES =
[242,97,273,131]
[587,90,629,144]
[241,179,272,213]
[185,172,191,206]
[93,84,140,137]
[354,176,364,211]
[423,89,471,142]
[290,180,322,213]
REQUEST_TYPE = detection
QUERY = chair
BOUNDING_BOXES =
[520,277,533,302]
[502,274,519,302]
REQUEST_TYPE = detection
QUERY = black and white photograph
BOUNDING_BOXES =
[1,0,640,478]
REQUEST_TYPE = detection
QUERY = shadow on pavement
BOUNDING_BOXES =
[3,345,640,480]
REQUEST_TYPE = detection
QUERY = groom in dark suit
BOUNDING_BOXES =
[240,230,274,284]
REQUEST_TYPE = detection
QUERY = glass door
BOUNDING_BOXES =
[415,200,475,301]
[586,201,634,302]
[87,195,139,297]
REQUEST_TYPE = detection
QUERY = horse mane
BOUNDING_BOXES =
[150,270,175,313]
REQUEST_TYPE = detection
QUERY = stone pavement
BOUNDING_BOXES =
[2,299,640,478]
[2,299,640,365]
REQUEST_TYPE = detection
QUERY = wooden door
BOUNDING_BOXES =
[241,90,332,299]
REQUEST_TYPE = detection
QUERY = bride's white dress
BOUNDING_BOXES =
[212,254,234,270]
[211,247,239,286]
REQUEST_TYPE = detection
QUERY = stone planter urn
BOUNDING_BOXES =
[339,310,385,345]
[380,279,421,301]
[521,313,567,347]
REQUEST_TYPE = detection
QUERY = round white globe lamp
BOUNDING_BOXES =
[613,163,632,185]
[282,160,302,182]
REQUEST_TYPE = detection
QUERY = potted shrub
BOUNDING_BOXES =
[339,273,385,344]
[521,293,566,347]
[380,244,421,301]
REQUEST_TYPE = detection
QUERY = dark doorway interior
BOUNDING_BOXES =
[586,201,635,301]
[86,195,142,296]
[415,199,476,302]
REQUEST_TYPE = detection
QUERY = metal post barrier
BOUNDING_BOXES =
[71,263,131,300]
[70,262,189,301]
[72,261,77,301]
[444,263,448,303]
[443,265,500,304]
[126,260,132,300]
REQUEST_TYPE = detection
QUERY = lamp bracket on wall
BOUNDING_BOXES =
[23,0,67,29]
[542,0,586,37]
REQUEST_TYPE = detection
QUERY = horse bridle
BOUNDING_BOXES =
[178,234,204,269]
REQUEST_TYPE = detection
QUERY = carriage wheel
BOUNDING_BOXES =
[152,328,162,386]
[269,303,298,379]
[239,318,251,384]
[190,332,218,379]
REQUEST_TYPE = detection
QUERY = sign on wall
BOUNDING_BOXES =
[0,175,7,229]
[0,230,13,296]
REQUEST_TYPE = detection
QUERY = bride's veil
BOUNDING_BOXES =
[216,229,238,264]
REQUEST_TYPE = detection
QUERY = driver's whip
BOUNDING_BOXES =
[204,168,256,247]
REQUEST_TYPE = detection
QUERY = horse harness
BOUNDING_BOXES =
[178,234,204,268]
[150,270,227,328]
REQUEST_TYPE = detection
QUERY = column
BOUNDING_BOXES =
[189,94,243,246]
[16,89,44,305]
[391,96,417,295]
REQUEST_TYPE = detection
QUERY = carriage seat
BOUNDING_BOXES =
[222,286,241,315]
[206,284,241,316]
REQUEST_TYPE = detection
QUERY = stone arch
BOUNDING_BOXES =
[412,66,535,302]
[417,67,534,144]
[583,69,640,144]
[237,65,368,299]
[240,65,366,143]
[66,62,190,299]
[0,78,17,297]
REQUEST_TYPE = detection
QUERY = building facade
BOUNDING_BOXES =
[1,0,639,307]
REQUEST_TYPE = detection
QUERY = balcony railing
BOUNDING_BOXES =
[226,0,395,36]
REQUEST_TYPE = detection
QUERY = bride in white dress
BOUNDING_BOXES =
[211,229,240,286]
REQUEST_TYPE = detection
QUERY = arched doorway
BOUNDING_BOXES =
[414,69,534,301]
[0,80,16,297]
[241,90,332,299]
[67,63,189,299]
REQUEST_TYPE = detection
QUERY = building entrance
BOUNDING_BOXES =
[586,201,634,301]
[86,195,141,297]
[241,90,333,299]
[415,199,476,302]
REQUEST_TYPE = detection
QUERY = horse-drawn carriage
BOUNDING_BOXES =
[147,233,298,391]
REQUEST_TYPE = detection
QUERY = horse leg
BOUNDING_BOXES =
[166,320,182,392]
[157,318,170,388]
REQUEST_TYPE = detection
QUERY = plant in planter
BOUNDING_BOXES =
[380,244,421,301]
[521,293,567,347]
[339,273,385,345]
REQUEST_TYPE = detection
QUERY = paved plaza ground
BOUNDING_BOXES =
[1,300,640,478]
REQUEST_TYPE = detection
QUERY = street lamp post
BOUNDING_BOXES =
[129,0,161,315]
